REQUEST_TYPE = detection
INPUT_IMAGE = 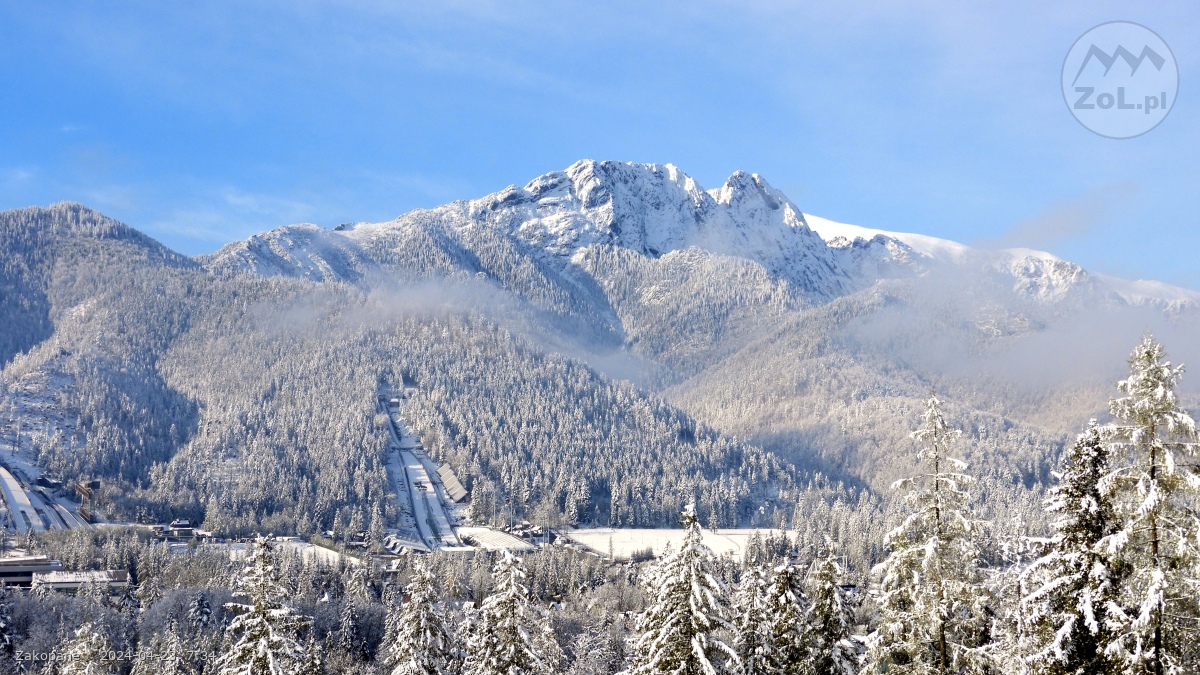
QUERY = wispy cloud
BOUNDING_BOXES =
[980,182,1140,252]
[143,186,318,247]
[359,170,474,205]
[2,168,35,186]
[222,188,314,221]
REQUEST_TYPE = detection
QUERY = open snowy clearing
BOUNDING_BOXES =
[213,539,361,566]
[565,527,796,561]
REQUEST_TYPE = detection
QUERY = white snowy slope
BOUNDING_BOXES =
[806,213,1200,308]
[200,159,1198,310]
[200,222,372,283]
[341,160,860,300]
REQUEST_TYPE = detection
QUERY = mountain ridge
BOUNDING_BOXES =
[3,161,1198,535]
[200,159,1198,311]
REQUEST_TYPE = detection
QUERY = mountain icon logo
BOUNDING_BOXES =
[1061,22,1178,139]
[1071,45,1166,85]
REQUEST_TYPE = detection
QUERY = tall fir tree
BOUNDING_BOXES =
[864,395,992,675]
[214,536,312,675]
[298,634,326,675]
[1099,337,1200,675]
[630,503,738,675]
[59,623,117,675]
[188,590,213,630]
[765,560,808,674]
[732,564,771,675]
[385,560,457,675]
[464,551,560,675]
[0,588,14,657]
[1021,422,1121,675]
[337,600,367,662]
[805,547,860,675]
[132,620,193,675]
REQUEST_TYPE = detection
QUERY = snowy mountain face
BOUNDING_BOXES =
[6,162,1200,533]
[204,160,1199,313]
[200,161,1200,443]
[806,214,1200,309]
[206,160,861,301]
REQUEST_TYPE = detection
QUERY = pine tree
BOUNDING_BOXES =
[1099,337,1200,675]
[59,622,117,675]
[804,547,860,675]
[188,589,213,629]
[136,576,162,608]
[29,576,51,600]
[1021,423,1120,675]
[732,564,771,675]
[464,551,560,675]
[629,503,737,675]
[0,588,14,657]
[338,600,366,662]
[765,560,807,674]
[345,566,373,603]
[566,626,617,675]
[299,634,326,675]
[864,395,992,675]
[385,560,456,675]
[214,536,312,675]
[132,621,193,675]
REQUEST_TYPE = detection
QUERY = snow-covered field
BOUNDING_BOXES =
[565,528,795,561]
[213,539,361,566]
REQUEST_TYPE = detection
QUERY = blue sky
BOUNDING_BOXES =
[2,1,1198,289]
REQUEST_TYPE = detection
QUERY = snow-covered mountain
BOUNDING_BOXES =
[5,161,1199,535]
[203,160,1199,313]
[808,214,1200,308]
[205,161,861,302]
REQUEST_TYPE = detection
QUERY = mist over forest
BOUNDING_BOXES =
[2,161,1199,673]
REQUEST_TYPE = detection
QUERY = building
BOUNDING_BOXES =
[152,518,201,539]
[437,464,469,502]
[31,569,130,592]
[0,555,62,586]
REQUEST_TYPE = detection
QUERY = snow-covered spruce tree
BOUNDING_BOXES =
[765,560,808,674]
[0,588,14,657]
[188,589,213,629]
[629,503,737,675]
[215,536,313,675]
[863,395,992,675]
[299,634,326,675]
[566,626,618,675]
[337,599,367,662]
[732,564,771,675]
[132,621,193,675]
[1021,422,1120,675]
[1099,337,1200,675]
[805,547,860,675]
[463,551,560,675]
[385,560,456,675]
[59,622,117,675]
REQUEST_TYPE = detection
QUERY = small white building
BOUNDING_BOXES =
[31,569,129,592]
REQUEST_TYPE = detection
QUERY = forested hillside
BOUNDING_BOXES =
[2,161,1198,542]
[0,201,796,537]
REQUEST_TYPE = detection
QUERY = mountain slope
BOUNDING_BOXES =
[3,160,1198,536]
[197,160,1200,499]
[1,200,800,532]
